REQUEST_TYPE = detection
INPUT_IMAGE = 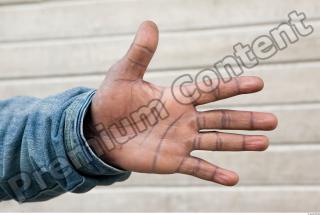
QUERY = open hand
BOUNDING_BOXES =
[84,21,278,186]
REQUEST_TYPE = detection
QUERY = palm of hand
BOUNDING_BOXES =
[85,21,277,186]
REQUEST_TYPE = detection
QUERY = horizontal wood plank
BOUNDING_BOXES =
[0,0,319,212]
[0,0,319,41]
[0,62,319,106]
[0,65,319,144]
[2,186,320,212]
[0,0,41,5]
[0,20,319,79]
[116,145,320,186]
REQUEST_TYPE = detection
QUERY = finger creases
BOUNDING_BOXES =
[176,156,239,186]
[123,21,159,78]
[192,132,269,151]
[194,76,264,105]
[197,109,278,130]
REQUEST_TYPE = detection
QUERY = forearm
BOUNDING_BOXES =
[0,87,130,203]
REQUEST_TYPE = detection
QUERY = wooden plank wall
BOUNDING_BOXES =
[1,0,320,212]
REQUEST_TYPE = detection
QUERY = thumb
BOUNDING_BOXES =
[119,21,159,79]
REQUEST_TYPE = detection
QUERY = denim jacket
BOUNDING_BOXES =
[0,87,130,202]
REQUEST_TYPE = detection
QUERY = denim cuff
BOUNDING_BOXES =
[64,89,129,176]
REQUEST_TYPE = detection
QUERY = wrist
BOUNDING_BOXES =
[83,107,126,171]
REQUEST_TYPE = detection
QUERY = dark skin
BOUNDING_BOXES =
[85,21,278,186]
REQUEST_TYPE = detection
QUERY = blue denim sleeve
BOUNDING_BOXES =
[0,87,130,202]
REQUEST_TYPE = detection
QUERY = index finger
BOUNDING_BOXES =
[183,76,264,106]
